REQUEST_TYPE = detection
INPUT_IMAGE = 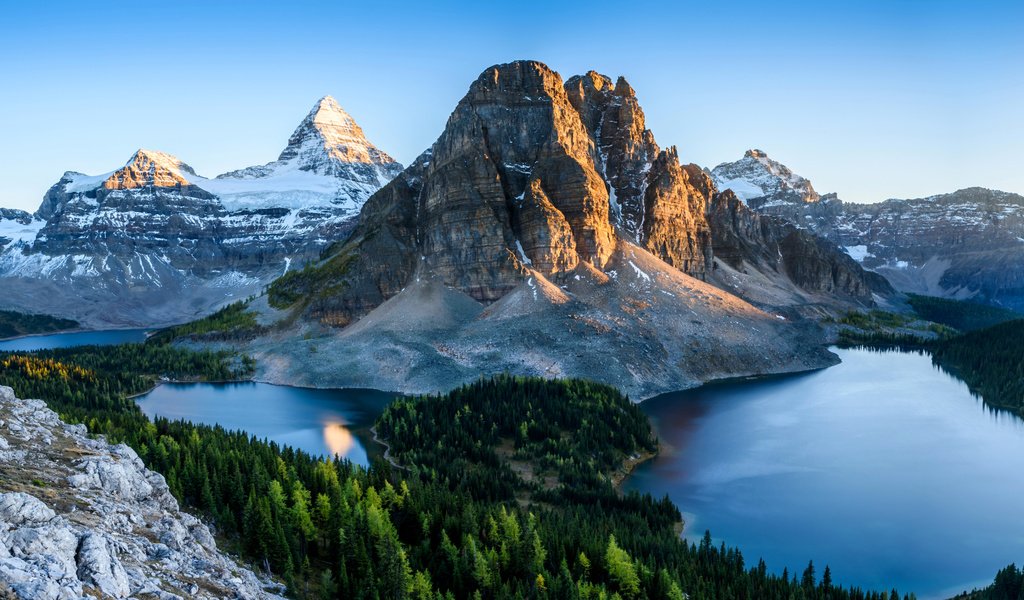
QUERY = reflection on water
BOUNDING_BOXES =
[323,423,355,457]
[626,347,1024,599]
[136,382,395,467]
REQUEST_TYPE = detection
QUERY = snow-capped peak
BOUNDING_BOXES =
[102,149,201,190]
[308,95,359,134]
[711,149,819,208]
[275,95,401,177]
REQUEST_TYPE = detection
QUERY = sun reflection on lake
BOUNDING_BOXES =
[322,423,355,457]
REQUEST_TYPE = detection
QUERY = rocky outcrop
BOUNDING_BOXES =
[242,61,889,397]
[641,152,713,276]
[712,151,1024,310]
[564,71,714,278]
[283,61,730,326]
[0,386,282,599]
[0,97,402,328]
[707,190,892,304]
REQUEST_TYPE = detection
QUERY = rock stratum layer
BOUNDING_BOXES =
[0,386,282,599]
[0,96,401,328]
[249,61,887,398]
[712,151,1024,310]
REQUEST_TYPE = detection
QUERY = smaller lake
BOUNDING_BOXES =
[136,382,396,466]
[0,329,151,352]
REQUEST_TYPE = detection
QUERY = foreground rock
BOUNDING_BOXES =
[0,386,282,599]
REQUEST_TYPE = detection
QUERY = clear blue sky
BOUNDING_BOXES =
[1,0,1021,212]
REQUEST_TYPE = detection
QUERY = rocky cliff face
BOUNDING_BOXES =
[707,190,892,305]
[0,97,401,327]
[0,386,282,599]
[712,151,1024,309]
[244,61,890,398]
[281,61,731,326]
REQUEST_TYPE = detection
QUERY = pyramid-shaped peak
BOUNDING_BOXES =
[277,96,399,175]
[308,95,357,130]
[711,150,819,205]
[103,149,199,190]
[126,149,198,175]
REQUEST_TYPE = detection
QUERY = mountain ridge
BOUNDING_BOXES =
[711,151,1024,309]
[0,97,402,327]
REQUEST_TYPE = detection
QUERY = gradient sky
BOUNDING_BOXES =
[1,0,1021,212]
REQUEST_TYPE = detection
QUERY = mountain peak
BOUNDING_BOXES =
[276,96,400,178]
[308,95,358,132]
[711,150,819,207]
[102,149,199,190]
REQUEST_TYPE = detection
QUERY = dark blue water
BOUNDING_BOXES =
[135,382,395,466]
[626,347,1024,599]
[0,328,150,351]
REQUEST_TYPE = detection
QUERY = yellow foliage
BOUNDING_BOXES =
[0,355,95,383]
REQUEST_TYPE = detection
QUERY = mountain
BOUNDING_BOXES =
[0,385,282,598]
[711,149,819,209]
[712,152,1024,310]
[235,60,890,399]
[0,97,401,328]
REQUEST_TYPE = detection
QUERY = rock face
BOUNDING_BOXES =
[0,386,282,599]
[712,151,1024,309]
[707,190,892,305]
[0,97,401,328]
[245,61,892,398]
[280,61,747,326]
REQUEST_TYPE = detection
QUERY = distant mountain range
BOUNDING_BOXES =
[0,61,1018,358]
[711,150,1024,310]
[0,96,401,327]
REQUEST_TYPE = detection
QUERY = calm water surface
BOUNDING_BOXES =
[0,328,150,351]
[626,347,1024,599]
[136,382,396,466]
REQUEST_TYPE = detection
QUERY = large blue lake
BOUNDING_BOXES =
[626,347,1024,599]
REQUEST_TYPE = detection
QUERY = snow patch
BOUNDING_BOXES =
[514,240,532,265]
[843,245,872,262]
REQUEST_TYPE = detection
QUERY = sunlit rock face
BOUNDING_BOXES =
[0,97,402,327]
[295,60,721,325]
[102,149,204,191]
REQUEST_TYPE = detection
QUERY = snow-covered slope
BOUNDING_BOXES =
[211,95,402,211]
[0,97,401,327]
[711,149,819,208]
[711,150,1024,310]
